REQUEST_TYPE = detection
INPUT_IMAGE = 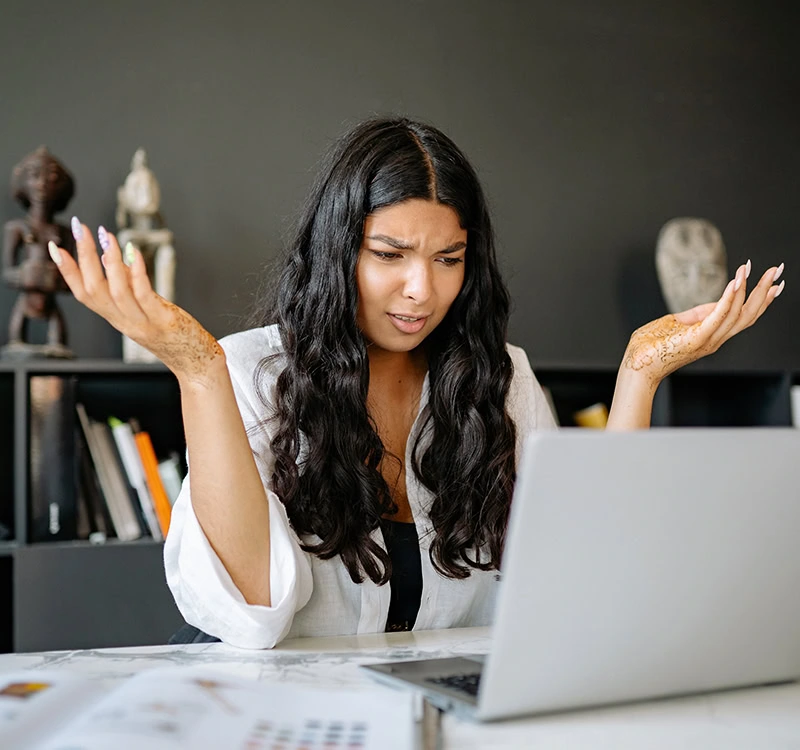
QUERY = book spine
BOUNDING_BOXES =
[75,425,111,538]
[157,454,185,505]
[91,422,145,541]
[110,419,163,541]
[133,429,172,537]
[76,404,140,542]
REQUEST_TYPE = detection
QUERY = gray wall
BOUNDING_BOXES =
[1,0,797,368]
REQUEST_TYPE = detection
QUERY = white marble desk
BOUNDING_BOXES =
[1,627,800,749]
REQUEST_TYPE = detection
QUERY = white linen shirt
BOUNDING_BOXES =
[164,324,556,649]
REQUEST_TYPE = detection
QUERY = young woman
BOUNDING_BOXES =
[48,117,784,648]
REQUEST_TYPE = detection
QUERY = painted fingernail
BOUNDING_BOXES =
[48,241,62,266]
[774,262,784,282]
[98,225,110,252]
[70,216,83,241]
[745,259,751,279]
[774,279,785,298]
[124,242,136,265]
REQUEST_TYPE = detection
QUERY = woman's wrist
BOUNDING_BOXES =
[606,364,660,430]
[174,348,229,393]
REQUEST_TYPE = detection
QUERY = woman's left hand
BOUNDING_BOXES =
[622,261,785,386]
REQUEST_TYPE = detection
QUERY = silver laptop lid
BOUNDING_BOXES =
[479,428,800,720]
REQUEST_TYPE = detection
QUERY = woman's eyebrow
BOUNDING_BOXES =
[439,241,467,254]
[365,234,414,250]
[365,235,467,254]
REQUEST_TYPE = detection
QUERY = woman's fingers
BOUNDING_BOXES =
[99,229,148,326]
[690,265,743,345]
[71,219,109,302]
[743,264,784,328]
[709,263,785,347]
[48,237,90,305]
[126,243,167,320]
[707,263,750,343]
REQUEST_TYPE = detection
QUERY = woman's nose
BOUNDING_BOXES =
[402,262,433,303]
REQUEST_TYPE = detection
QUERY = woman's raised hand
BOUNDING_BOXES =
[48,218,223,385]
[622,260,785,385]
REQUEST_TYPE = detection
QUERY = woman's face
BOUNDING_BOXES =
[356,198,467,354]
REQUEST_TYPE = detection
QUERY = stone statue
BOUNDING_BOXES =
[116,148,176,362]
[2,147,76,359]
[655,217,728,314]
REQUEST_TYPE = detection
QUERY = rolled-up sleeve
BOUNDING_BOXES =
[164,481,313,649]
[163,328,314,649]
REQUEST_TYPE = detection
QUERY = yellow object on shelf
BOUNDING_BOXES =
[573,402,609,429]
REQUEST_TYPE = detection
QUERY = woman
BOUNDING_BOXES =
[48,117,784,648]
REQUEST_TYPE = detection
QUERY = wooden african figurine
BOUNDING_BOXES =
[2,146,76,358]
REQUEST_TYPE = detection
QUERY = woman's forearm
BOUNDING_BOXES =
[606,365,659,431]
[177,357,272,606]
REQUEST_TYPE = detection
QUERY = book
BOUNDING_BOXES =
[0,666,416,749]
[108,417,163,541]
[75,404,142,542]
[28,376,79,542]
[158,452,185,505]
[131,420,172,537]
[93,420,150,538]
[75,422,112,539]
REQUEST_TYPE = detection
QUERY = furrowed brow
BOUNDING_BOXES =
[366,234,415,250]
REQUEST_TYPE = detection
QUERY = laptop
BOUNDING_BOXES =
[362,428,800,721]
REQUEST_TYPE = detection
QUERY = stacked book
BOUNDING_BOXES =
[29,375,184,544]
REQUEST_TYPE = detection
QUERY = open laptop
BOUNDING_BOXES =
[362,428,800,721]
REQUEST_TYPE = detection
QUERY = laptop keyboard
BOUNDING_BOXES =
[425,672,482,697]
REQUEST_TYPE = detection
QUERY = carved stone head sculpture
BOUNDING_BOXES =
[655,218,728,314]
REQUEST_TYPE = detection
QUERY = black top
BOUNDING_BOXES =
[381,519,423,632]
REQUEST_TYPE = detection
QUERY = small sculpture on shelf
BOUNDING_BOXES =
[655,217,728,314]
[2,146,77,359]
[116,148,176,363]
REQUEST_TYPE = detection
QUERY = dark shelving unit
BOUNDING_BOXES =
[2,358,797,653]
[0,359,185,653]
[534,366,796,429]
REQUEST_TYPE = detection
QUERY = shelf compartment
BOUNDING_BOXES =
[14,541,184,652]
[668,372,791,427]
[534,368,618,427]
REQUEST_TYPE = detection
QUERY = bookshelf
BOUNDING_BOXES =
[0,358,796,653]
[535,366,796,428]
[0,359,186,653]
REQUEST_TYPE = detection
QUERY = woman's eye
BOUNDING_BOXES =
[371,251,400,260]
[437,257,464,266]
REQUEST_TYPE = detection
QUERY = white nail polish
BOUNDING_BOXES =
[48,241,62,266]
[774,279,785,298]
[774,263,784,282]
[745,259,751,279]
[734,267,743,291]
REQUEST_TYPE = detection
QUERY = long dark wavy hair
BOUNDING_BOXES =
[252,117,517,584]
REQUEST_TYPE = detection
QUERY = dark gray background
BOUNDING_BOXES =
[1,0,797,369]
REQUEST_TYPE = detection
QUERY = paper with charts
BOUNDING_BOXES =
[0,667,417,749]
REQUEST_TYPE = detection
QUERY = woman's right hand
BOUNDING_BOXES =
[48,218,224,386]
